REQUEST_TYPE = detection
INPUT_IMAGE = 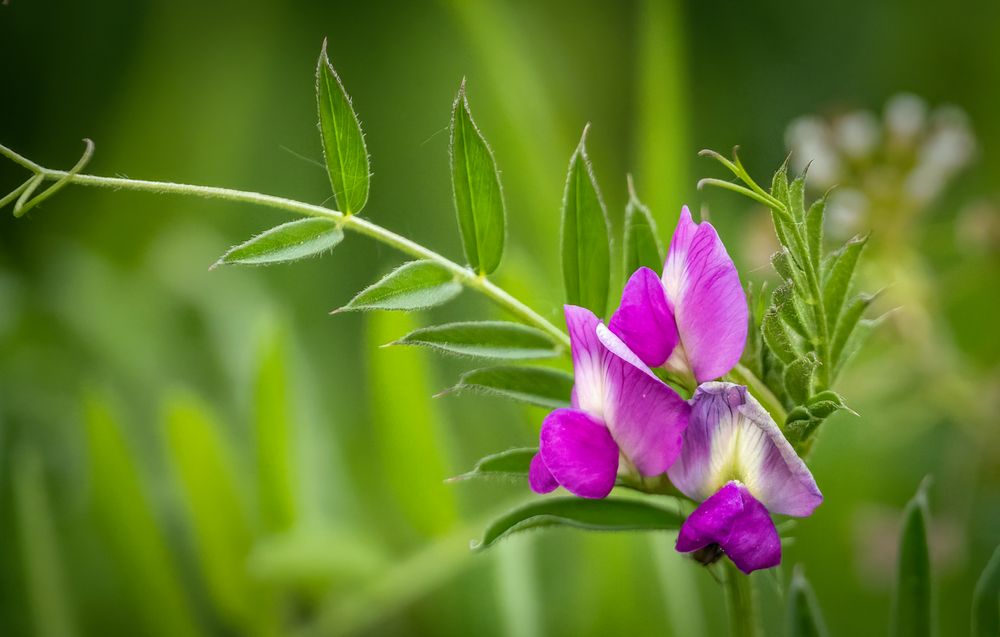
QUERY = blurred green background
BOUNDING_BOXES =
[1,0,998,635]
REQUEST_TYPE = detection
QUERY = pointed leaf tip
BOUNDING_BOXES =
[317,42,370,215]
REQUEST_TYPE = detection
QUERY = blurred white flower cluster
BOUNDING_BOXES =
[785,94,976,240]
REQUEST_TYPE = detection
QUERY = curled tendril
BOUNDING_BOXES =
[1,138,94,217]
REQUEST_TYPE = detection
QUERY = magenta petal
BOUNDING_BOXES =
[529,452,558,494]
[668,382,823,517]
[564,305,605,415]
[662,206,748,382]
[539,408,619,499]
[609,267,678,368]
[676,481,781,574]
[596,325,690,475]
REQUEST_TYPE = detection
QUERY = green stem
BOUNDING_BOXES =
[728,363,787,425]
[723,560,758,637]
[1,144,570,348]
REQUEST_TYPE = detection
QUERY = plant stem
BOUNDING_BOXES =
[728,363,787,425]
[723,560,759,637]
[1,144,569,348]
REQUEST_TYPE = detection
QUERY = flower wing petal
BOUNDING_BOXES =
[662,207,748,382]
[538,408,619,499]
[608,267,678,368]
[528,452,558,494]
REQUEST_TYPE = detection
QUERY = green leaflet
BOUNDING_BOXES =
[335,260,461,312]
[784,353,819,405]
[788,174,807,223]
[450,80,506,275]
[786,566,829,637]
[891,479,933,637]
[972,545,1000,637]
[822,234,869,333]
[473,496,684,550]
[391,321,559,360]
[762,306,797,365]
[441,365,573,409]
[316,41,370,214]
[212,218,343,267]
[448,447,537,483]
[830,292,878,371]
[561,125,611,317]
[164,393,258,630]
[774,282,809,338]
[623,177,665,277]
[805,197,826,268]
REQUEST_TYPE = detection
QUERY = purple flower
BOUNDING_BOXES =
[529,305,691,499]
[668,383,823,573]
[610,206,748,383]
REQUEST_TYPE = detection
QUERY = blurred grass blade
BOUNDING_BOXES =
[561,125,611,317]
[972,545,1000,637]
[83,393,204,637]
[472,496,684,550]
[164,392,258,630]
[822,234,868,332]
[441,366,573,409]
[450,80,506,275]
[335,261,461,312]
[317,40,370,214]
[12,449,78,637]
[369,311,457,537]
[787,565,829,637]
[254,327,297,532]
[212,218,343,268]
[390,321,559,360]
[448,447,537,483]
[247,529,385,590]
[890,478,933,637]
[623,177,665,277]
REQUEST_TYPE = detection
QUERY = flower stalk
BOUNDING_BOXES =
[723,560,759,637]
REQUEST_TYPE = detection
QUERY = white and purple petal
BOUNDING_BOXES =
[675,480,781,574]
[661,207,748,382]
[536,408,619,499]
[608,267,678,368]
[668,382,823,517]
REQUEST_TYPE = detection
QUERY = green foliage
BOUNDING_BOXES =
[891,480,933,637]
[450,80,506,275]
[440,365,573,409]
[972,545,1000,637]
[448,447,537,483]
[623,177,665,277]
[11,449,78,637]
[561,125,611,317]
[212,218,343,268]
[787,566,829,637]
[336,260,462,312]
[389,321,560,360]
[473,496,685,550]
[316,40,370,215]
[703,149,877,451]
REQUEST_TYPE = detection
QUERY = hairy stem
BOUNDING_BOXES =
[1,143,569,348]
[723,561,759,637]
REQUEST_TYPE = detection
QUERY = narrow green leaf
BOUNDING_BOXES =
[771,250,794,283]
[12,449,78,637]
[450,80,506,275]
[891,479,933,637]
[806,197,826,269]
[442,366,573,409]
[789,175,807,222]
[834,314,887,378]
[771,159,790,205]
[212,218,343,268]
[448,447,537,483]
[623,177,665,277]
[762,307,797,365]
[391,321,559,360]
[774,283,809,338]
[254,328,297,533]
[561,125,611,316]
[972,545,1000,637]
[335,260,461,312]
[784,353,819,405]
[473,496,684,550]
[806,390,850,420]
[787,565,829,637]
[317,40,370,214]
[822,234,869,332]
[164,393,257,629]
[830,292,877,368]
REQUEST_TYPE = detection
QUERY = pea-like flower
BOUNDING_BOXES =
[668,383,823,573]
[609,206,748,384]
[529,305,691,499]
